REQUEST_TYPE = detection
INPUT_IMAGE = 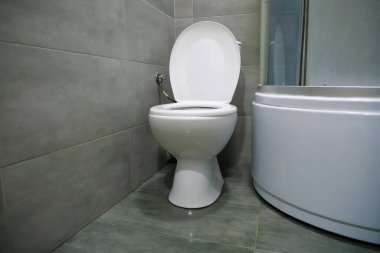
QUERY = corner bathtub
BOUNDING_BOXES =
[252,85,380,244]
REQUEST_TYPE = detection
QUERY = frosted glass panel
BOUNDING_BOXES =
[306,0,380,86]
[266,0,302,85]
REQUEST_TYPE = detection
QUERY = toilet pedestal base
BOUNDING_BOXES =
[169,157,224,208]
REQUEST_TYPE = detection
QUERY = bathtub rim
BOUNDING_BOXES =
[255,85,380,113]
[257,85,380,97]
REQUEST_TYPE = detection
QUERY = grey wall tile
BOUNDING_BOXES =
[1,130,131,253]
[231,66,259,116]
[0,42,124,167]
[130,124,166,189]
[125,0,174,66]
[0,43,167,168]
[174,0,193,19]
[194,14,260,66]
[145,0,174,17]
[0,0,174,251]
[194,0,260,17]
[124,63,170,126]
[219,116,252,164]
[174,18,193,38]
[0,0,126,59]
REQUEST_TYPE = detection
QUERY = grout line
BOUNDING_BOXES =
[193,12,260,20]
[0,40,169,68]
[121,0,128,61]
[174,17,194,21]
[253,203,262,250]
[192,0,194,19]
[173,17,194,21]
[173,0,176,19]
[127,127,132,188]
[136,189,167,196]
[0,123,149,170]
[142,0,174,20]
[0,174,15,253]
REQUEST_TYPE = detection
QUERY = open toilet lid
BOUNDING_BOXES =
[169,21,241,103]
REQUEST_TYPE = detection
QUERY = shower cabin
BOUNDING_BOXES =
[252,0,380,244]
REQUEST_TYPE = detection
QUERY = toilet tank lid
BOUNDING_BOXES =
[169,21,241,103]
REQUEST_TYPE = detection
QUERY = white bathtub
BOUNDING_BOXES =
[252,85,380,244]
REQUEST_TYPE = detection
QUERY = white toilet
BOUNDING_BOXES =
[149,21,241,208]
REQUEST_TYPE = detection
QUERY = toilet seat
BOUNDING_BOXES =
[150,101,237,117]
[170,21,241,103]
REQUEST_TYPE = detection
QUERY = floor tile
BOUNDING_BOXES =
[254,250,282,253]
[220,163,252,184]
[97,191,259,248]
[54,162,380,252]
[256,203,380,253]
[219,164,261,206]
[55,221,253,253]
[220,181,261,207]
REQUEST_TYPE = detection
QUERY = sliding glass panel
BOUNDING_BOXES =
[265,0,303,85]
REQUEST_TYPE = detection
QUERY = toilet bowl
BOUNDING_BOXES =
[149,21,241,208]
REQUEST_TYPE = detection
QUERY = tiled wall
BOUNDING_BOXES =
[174,0,261,164]
[0,0,174,252]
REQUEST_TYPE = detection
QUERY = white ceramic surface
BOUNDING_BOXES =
[170,21,241,103]
[149,21,241,208]
[149,109,237,208]
[252,91,380,244]
[150,101,237,117]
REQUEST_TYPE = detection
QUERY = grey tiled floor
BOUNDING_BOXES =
[55,163,380,253]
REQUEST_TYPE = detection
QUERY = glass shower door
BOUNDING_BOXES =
[264,0,303,85]
[306,0,380,86]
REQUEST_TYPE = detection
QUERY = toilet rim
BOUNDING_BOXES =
[149,101,237,117]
